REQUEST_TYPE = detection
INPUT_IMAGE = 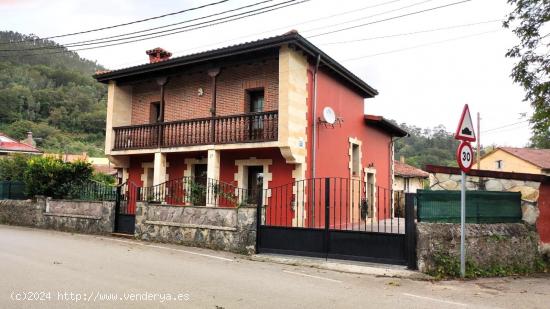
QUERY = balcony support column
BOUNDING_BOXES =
[206,149,220,207]
[153,152,167,186]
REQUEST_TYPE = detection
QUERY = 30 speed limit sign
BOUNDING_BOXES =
[456,141,474,173]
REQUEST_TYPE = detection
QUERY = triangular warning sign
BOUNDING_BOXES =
[454,104,476,142]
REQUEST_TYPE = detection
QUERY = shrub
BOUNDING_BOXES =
[23,156,93,198]
[91,172,116,185]
[0,154,30,181]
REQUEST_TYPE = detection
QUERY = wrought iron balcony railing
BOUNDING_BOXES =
[112,111,278,150]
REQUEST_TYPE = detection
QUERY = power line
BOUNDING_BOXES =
[162,0,410,58]
[302,0,437,34]
[2,0,474,61]
[308,0,472,38]
[482,124,530,135]
[321,19,502,45]
[107,0,410,69]
[0,0,230,44]
[0,0,309,58]
[1,0,276,52]
[341,29,502,62]
[481,120,530,133]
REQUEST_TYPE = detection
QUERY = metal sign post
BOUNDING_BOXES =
[455,104,476,278]
[460,171,466,277]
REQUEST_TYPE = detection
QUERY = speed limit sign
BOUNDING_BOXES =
[456,141,474,173]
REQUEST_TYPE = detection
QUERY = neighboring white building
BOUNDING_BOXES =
[394,159,429,193]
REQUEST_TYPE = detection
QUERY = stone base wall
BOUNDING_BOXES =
[135,202,257,255]
[0,199,42,226]
[0,198,114,234]
[417,222,540,273]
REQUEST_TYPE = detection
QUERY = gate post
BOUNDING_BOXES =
[114,185,122,232]
[255,179,263,254]
[324,178,330,259]
[405,193,417,269]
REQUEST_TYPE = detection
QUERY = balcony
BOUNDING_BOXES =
[112,111,278,150]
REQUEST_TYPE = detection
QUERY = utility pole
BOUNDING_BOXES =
[476,112,481,170]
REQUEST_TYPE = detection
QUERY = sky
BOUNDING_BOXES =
[1,0,533,148]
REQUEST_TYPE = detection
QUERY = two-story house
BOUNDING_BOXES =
[94,31,406,223]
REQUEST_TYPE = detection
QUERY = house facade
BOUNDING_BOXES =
[479,147,550,176]
[94,32,406,223]
[393,160,428,193]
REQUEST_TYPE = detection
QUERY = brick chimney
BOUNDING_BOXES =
[146,47,172,63]
[20,131,36,147]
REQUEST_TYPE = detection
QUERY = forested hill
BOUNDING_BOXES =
[394,123,461,169]
[0,31,107,156]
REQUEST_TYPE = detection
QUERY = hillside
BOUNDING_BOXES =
[394,123,461,169]
[0,31,107,156]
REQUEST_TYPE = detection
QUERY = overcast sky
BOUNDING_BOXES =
[1,0,532,148]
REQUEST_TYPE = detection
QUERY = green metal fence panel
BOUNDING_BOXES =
[0,181,28,200]
[416,190,522,223]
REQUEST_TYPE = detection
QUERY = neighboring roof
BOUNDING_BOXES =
[364,115,408,137]
[94,31,378,98]
[394,161,429,178]
[496,147,550,170]
[0,133,41,154]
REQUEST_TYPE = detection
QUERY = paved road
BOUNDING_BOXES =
[0,225,549,309]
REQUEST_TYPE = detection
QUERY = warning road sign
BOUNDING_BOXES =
[454,104,476,142]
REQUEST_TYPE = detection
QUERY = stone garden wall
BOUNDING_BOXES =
[417,223,540,273]
[0,197,115,234]
[135,202,257,255]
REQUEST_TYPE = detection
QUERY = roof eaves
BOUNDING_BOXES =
[93,32,378,97]
[364,115,408,137]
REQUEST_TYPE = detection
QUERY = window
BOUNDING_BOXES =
[150,102,161,123]
[495,160,504,170]
[352,143,360,177]
[248,89,264,113]
[247,89,265,134]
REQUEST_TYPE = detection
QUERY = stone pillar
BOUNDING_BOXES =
[153,152,167,186]
[206,149,221,207]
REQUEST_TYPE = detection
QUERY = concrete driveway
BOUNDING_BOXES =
[0,225,549,309]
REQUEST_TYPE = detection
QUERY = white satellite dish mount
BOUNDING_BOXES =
[319,106,343,128]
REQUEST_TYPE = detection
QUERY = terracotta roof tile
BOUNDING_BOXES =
[0,133,41,153]
[500,147,550,169]
[394,161,429,178]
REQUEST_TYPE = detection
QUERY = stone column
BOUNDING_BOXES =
[206,149,220,207]
[153,152,167,186]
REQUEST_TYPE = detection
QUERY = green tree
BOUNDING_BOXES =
[504,0,550,148]
[23,156,93,198]
[0,154,30,181]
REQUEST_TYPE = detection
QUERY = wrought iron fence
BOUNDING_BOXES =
[262,177,404,234]
[139,176,252,207]
[65,181,118,201]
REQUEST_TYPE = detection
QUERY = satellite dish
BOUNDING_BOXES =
[322,107,336,124]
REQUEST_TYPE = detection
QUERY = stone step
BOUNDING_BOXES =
[110,232,134,239]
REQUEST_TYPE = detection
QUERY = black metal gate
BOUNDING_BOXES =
[114,181,138,234]
[256,178,416,267]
